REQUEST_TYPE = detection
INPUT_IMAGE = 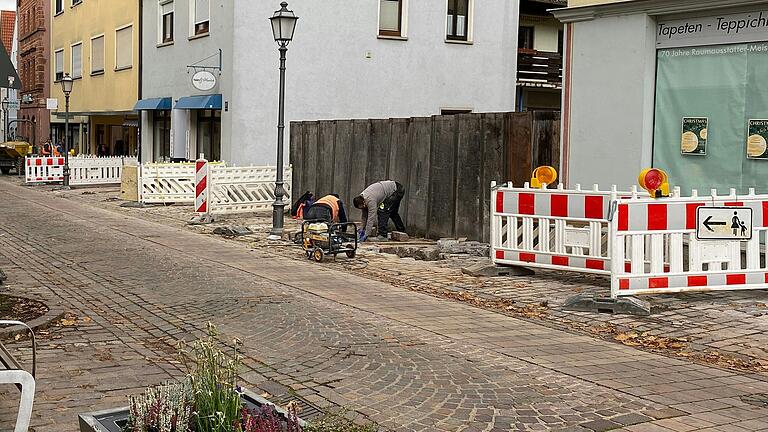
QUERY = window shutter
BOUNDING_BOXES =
[72,44,82,78]
[55,50,64,80]
[379,0,400,32]
[91,36,104,73]
[161,1,173,16]
[195,0,209,23]
[115,26,133,69]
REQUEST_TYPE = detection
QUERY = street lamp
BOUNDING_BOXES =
[1,98,8,142]
[268,2,298,240]
[61,73,73,187]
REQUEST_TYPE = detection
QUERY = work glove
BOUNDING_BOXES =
[357,229,367,242]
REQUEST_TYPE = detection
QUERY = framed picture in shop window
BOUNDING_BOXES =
[681,117,708,155]
[747,119,768,160]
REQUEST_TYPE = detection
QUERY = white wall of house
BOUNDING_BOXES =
[228,0,519,165]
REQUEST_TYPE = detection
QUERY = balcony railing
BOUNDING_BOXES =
[517,49,563,89]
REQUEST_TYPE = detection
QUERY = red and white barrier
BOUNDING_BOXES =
[610,188,768,297]
[491,182,622,275]
[195,158,209,215]
[25,157,64,183]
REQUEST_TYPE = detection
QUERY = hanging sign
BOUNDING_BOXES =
[191,70,217,91]
[696,207,753,241]
[747,119,768,159]
[681,117,708,155]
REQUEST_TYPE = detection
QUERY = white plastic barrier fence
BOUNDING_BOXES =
[208,165,293,215]
[611,187,768,298]
[70,156,136,186]
[25,156,136,186]
[25,156,64,183]
[491,182,621,275]
[138,162,200,204]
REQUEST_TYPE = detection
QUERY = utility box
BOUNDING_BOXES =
[121,165,139,201]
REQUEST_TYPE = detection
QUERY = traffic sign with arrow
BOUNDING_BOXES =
[696,207,753,241]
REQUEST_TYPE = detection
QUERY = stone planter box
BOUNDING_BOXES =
[78,388,306,432]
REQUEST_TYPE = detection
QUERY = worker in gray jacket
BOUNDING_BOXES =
[353,180,406,242]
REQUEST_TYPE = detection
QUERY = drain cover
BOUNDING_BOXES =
[258,380,324,420]
[741,393,768,407]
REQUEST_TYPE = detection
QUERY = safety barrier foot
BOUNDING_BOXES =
[562,294,651,316]
[188,214,215,225]
[461,263,535,277]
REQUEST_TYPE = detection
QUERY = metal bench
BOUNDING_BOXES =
[0,320,37,432]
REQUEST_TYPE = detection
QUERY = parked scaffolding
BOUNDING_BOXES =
[491,179,768,298]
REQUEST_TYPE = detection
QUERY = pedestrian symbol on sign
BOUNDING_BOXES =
[696,207,753,241]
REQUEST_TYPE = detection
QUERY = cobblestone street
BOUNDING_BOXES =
[2,179,768,431]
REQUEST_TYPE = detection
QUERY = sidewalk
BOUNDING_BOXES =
[0,178,767,431]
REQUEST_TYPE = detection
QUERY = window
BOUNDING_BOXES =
[518,26,534,50]
[71,43,82,78]
[159,0,174,44]
[191,0,209,36]
[54,0,63,14]
[446,0,471,41]
[54,49,64,81]
[115,25,133,70]
[72,0,82,5]
[379,0,403,37]
[90,35,104,74]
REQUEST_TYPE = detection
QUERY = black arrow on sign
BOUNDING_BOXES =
[703,216,727,232]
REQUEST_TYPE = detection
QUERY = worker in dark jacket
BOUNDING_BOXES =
[305,194,348,224]
[353,180,406,241]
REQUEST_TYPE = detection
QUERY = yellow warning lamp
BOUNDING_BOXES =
[530,166,558,189]
[638,168,670,198]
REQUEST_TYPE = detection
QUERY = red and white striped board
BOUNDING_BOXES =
[195,159,209,214]
[25,157,65,183]
[491,184,620,275]
[611,191,768,297]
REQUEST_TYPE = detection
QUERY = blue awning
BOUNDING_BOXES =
[134,97,172,111]
[175,94,222,110]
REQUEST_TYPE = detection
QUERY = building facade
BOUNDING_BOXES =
[555,0,768,194]
[18,0,49,147]
[50,0,140,155]
[138,0,520,165]
[516,0,565,111]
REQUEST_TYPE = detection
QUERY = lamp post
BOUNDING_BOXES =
[61,74,74,187]
[1,98,8,142]
[268,2,298,240]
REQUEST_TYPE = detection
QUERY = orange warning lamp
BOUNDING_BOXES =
[530,166,558,189]
[638,168,670,198]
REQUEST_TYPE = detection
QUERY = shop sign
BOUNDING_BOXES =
[191,70,217,91]
[657,10,768,49]
[681,117,707,156]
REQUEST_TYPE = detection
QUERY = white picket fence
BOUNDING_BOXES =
[25,156,136,186]
[139,161,292,214]
[491,182,768,298]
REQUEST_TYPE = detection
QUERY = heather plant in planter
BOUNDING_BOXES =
[124,382,194,432]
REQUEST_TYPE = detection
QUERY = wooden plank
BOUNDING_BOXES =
[348,120,371,223]
[289,122,304,201]
[455,114,482,240]
[429,115,457,238]
[532,111,561,169]
[480,113,505,243]
[333,120,354,204]
[406,117,431,237]
[367,119,391,185]
[302,122,319,197]
[388,118,411,224]
[506,112,533,187]
[316,120,336,197]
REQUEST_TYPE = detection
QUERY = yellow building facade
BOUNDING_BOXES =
[50,0,139,156]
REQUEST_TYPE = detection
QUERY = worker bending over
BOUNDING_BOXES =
[305,194,348,224]
[353,180,406,242]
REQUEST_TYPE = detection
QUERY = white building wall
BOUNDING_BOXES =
[230,0,519,166]
[564,13,656,190]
